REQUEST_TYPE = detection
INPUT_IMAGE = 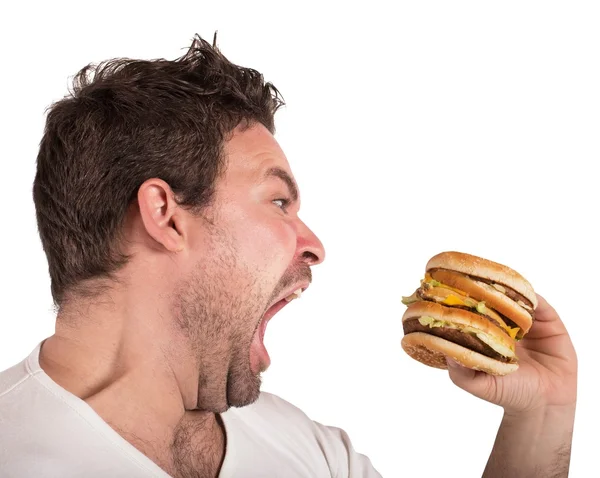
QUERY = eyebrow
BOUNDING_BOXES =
[264,167,299,203]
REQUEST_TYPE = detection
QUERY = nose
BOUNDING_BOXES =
[296,219,325,266]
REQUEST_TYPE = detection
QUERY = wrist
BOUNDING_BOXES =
[503,402,577,422]
[484,403,576,478]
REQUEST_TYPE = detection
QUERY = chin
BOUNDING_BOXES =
[195,364,262,413]
[226,368,262,409]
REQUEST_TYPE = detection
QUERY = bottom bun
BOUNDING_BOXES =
[401,332,519,376]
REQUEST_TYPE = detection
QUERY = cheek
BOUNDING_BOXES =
[255,220,296,263]
[217,199,298,274]
[236,217,297,270]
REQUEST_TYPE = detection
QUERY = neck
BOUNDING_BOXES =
[38,290,211,451]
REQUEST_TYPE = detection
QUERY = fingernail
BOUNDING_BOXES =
[446,358,460,368]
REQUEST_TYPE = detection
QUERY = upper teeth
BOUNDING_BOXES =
[284,288,303,302]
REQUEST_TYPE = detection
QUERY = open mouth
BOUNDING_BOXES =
[270,286,304,317]
[262,287,303,326]
[251,286,306,373]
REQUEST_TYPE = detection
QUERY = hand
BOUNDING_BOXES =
[447,294,577,414]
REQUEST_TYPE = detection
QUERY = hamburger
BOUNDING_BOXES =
[401,251,537,375]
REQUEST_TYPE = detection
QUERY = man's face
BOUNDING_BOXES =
[171,123,324,412]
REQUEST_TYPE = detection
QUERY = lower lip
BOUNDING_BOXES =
[251,318,270,373]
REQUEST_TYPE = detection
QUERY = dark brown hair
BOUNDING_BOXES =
[33,34,284,306]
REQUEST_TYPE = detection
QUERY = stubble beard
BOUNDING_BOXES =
[171,237,268,413]
[170,228,313,414]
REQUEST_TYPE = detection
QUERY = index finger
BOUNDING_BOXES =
[522,293,570,340]
[534,293,561,323]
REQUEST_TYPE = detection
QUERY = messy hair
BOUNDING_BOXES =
[33,34,284,306]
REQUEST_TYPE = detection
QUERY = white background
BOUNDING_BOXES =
[1,1,597,476]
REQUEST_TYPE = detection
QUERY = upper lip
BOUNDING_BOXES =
[257,282,310,329]
[267,282,310,310]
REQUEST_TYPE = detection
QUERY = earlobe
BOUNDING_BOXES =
[137,179,185,252]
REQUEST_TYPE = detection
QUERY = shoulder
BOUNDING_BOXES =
[0,353,35,403]
[253,391,311,417]
[225,391,331,437]
[232,391,322,432]
[222,392,382,477]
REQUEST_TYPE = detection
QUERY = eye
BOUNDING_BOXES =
[272,198,290,212]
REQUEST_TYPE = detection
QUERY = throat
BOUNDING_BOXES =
[122,411,226,478]
[169,412,227,478]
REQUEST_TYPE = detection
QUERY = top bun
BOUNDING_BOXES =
[426,251,537,309]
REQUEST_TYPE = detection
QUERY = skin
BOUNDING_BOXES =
[447,295,577,477]
[39,123,324,477]
[37,121,577,477]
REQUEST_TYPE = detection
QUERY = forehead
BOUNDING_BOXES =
[222,123,292,180]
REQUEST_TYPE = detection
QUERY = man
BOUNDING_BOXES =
[0,35,577,477]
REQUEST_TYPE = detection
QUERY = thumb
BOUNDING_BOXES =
[446,358,495,401]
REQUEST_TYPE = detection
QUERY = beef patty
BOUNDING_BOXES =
[403,318,515,363]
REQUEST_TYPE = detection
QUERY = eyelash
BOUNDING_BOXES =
[272,198,291,212]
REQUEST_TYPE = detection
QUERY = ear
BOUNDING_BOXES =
[137,178,185,253]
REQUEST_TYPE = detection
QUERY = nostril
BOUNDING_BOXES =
[301,251,319,265]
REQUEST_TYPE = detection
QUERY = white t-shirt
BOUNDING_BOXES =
[0,343,381,477]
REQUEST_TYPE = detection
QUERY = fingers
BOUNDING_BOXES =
[524,293,569,339]
[446,358,496,402]
[534,293,561,323]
